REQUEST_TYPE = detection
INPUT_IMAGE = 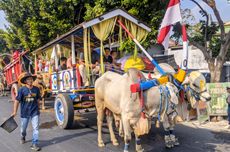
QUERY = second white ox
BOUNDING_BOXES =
[95,68,179,152]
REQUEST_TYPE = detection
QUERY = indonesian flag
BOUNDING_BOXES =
[157,0,182,50]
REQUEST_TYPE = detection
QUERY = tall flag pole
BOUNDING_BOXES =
[117,19,166,75]
[157,0,182,50]
[181,24,188,70]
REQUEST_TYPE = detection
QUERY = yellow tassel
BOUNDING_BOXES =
[155,120,160,128]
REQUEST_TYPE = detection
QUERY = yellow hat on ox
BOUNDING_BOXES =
[124,56,145,72]
[18,72,37,85]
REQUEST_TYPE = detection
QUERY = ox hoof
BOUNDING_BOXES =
[112,140,119,146]
[170,135,179,146]
[165,135,172,149]
[174,138,180,146]
[136,149,144,152]
[98,141,105,147]
[136,144,144,152]
[165,144,172,149]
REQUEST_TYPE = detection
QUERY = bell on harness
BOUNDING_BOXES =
[174,69,186,83]
[158,76,169,84]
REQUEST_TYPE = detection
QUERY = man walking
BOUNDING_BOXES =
[227,86,230,129]
[11,73,41,151]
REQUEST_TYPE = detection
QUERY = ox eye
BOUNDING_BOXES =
[193,83,199,88]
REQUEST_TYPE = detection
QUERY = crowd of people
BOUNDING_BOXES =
[36,47,123,87]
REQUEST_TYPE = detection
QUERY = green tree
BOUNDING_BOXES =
[0,0,91,50]
[2,25,21,50]
[173,0,229,82]
[0,0,168,51]
[187,0,230,82]
[0,29,9,53]
[84,0,169,45]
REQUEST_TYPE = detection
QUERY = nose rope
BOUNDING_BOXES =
[173,78,184,92]
[187,86,201,101]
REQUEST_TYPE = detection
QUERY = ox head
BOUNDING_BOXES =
[182,71,211,108]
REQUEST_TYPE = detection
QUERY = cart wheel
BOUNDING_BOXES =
[54,94,74,129]
[11,83,18,101]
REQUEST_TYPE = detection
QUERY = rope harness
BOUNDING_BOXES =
[137,73,146,119]
[184,85,207,101]
[157,85,176,121]
[136,83,176,121]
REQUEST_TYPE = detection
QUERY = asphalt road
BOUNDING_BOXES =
[0,96,229,152]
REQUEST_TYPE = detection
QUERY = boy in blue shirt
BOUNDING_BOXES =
[11,73,41,151]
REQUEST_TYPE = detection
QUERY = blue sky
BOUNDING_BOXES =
[0,10,8,30]
[181,0,230,23]
[0,0,230,30]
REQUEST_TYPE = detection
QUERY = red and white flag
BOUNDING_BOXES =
[157,0,182,50]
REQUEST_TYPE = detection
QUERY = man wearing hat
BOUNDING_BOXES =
[11,73,41,151]
[227,86,230,129]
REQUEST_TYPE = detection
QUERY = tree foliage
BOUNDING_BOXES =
[0,29,9,52]
[0,0,91,50]
[187,0,230,82]
[85,0,169,44]
[187,20,228,59]
[0,0,168,51]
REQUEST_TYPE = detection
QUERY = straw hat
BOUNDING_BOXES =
[18,72,37,84]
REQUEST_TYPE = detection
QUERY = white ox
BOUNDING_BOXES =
[152,63,211,117]
[95,68,179,152]
[141,63,211,148]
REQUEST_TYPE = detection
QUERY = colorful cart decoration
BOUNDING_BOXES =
[33,9,152,129]
[33,8,192,129]
[3,50,34,101]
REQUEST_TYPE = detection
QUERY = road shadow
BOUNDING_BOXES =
[39,130,95,148]
[33,99,230,151]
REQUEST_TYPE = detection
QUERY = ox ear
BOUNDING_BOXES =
[182,76,189,85]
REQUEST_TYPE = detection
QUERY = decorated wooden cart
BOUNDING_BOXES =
[3,50,34,101]
[33,9,152,129]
